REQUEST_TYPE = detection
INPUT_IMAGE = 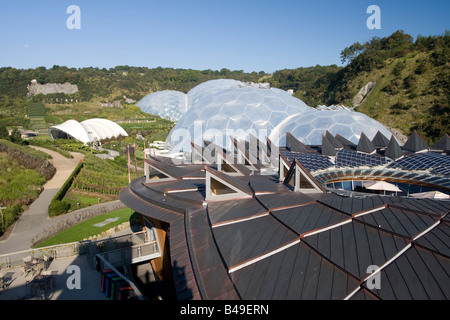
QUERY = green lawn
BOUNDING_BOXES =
[35,207,135,248]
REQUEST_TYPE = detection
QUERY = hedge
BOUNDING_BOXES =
[48,161,84,217]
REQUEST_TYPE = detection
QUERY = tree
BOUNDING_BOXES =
[340,42,364,65]
[0,124,8,139]
[8,127,22,144]
[383,30,413,50]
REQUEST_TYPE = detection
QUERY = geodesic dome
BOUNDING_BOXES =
[49,118,128,144]
[136,90,187,121]
[187,79,243,106]
[269,109,394,146]
[166,81,311,153]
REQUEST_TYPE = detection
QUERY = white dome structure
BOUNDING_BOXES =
[269,109,394,146]
[166,80,311,153]
[136,79,244,122]
[187,79,243,107]
[49,118,128,144]
[136,90,187,121]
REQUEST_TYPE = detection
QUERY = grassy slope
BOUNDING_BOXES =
[0,152,46,206]
[0,140,53,232]
[35,207,134,247]
[335,50,448,144]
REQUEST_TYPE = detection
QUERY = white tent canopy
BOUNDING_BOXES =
[49,118,128,145]
[410,191,450,199]
[363,181,402,192]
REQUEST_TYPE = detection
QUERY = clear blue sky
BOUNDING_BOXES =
[0,0,448,72]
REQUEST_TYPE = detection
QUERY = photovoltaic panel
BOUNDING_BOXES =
[388,152,450,171]
[336,150,391,168]
[431,165,450,176]
[282,151,334,172]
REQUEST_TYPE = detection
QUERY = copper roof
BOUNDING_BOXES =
[119,156,450,300]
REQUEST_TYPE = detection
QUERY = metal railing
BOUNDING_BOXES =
[92,240,160,268]
[0,231,158,271]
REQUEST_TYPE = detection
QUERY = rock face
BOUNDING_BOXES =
[28,80,78,95]
[353,81,376,107]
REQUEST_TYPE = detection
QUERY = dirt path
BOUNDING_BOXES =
[0,147,84,254]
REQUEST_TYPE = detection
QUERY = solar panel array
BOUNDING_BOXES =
[282,151,334,172]
[336,150,391,168]
[314,168,450,189]
[281,147,450,193]
[388,152,450,171]
[432,166,450,176]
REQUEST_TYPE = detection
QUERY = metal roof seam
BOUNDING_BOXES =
[411,219,443,242]
[301,219,353,239]
[344,242,413,300]
[351,205,388,218]
[227,239,301,274]
[299,237,364,299]
[211,212,270,228]
[387,203,447,219]
[345,217,445,300]
[318,199,362,217]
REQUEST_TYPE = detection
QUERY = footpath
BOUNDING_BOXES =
[0,146,84,255]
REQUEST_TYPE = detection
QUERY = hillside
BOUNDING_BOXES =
[0,139,56,233]
[270,30,449,145]
[0,30,448,145]
[343,50,448,145]
[0,67,266,118]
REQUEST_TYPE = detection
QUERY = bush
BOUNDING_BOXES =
[48,161,83,216]
[403,74,417,89]
[48,199,71,217]
[415,60,428,74]
[392,61,405,77]
[0,204,21,233]
[390,101,410,114]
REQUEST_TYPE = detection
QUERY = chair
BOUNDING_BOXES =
[23,256,33,277]
[0,272,5,291]
[44,275,55,293]
[43,256,49,270]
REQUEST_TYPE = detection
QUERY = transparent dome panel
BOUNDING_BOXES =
[166,80,312,152]
[137,90,187,121]
[269,110,394,146]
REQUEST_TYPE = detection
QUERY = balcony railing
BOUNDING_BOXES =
[0,230,161,271]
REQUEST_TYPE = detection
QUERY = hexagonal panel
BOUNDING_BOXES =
[165,81,311,153]
[269,110,394,146]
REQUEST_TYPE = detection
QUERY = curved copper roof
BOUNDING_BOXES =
[119,153,450,300]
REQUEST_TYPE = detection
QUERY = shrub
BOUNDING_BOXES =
[403,74,417,89]
[390,101,410,114]
[48,199,71,217]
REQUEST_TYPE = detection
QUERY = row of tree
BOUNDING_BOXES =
[0,66,267,101]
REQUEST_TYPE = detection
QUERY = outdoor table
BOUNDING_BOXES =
[24,258,45,277]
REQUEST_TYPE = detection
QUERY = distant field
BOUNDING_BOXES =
[27,101,46,117]
[35,207,135,247]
